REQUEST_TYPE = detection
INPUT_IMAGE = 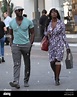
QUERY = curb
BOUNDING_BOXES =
[33,42,77,47]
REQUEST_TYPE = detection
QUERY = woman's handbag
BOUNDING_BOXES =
[65,51,73,69]
[41,36,49,51]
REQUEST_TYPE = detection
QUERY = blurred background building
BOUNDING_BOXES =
[0,0,77,42]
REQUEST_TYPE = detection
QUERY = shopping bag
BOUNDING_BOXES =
[41,36,49,51]
[65,51,73,69]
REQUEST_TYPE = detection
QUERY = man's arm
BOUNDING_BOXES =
[29,27,35,45]
[3,27,7,32]
[9,29,13,46]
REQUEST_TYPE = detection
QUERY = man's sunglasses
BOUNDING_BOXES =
[17,9,23,12]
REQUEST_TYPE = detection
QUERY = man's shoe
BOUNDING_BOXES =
[2,57,5,62]
[9,81,20,89]
[24,82,29,87]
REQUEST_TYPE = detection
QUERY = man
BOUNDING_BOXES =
[39,9,48,39]
[9,6,35,89]
[3,12,12,45]
[0,17,7,63]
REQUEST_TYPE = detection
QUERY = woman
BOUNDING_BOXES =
[44,8,70,85]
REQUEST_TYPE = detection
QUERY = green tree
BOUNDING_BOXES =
[1,0,14,17]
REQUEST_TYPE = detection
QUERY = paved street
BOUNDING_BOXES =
[0,43,77,91]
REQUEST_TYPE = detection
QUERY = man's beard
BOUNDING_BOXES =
[17,14,22,18]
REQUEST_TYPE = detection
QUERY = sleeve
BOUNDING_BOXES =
[3,22,6,27]
[29,20,34,29]
[44,22,52,36]
[9,21,12,29]
[61,21,70,49]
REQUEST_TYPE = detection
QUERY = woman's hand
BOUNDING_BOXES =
[67,48,71,54]
[47,32,51,37]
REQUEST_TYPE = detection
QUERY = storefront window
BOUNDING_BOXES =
[63,0,77,34]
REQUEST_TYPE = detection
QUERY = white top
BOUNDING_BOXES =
[4,16,12,27]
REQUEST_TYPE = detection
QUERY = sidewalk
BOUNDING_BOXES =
[0,45,77,91]
[66,34,77,43]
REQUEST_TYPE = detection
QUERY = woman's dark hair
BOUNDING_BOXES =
[45,8,61,31]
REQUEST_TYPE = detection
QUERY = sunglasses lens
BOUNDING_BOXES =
[18,9,23,12]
